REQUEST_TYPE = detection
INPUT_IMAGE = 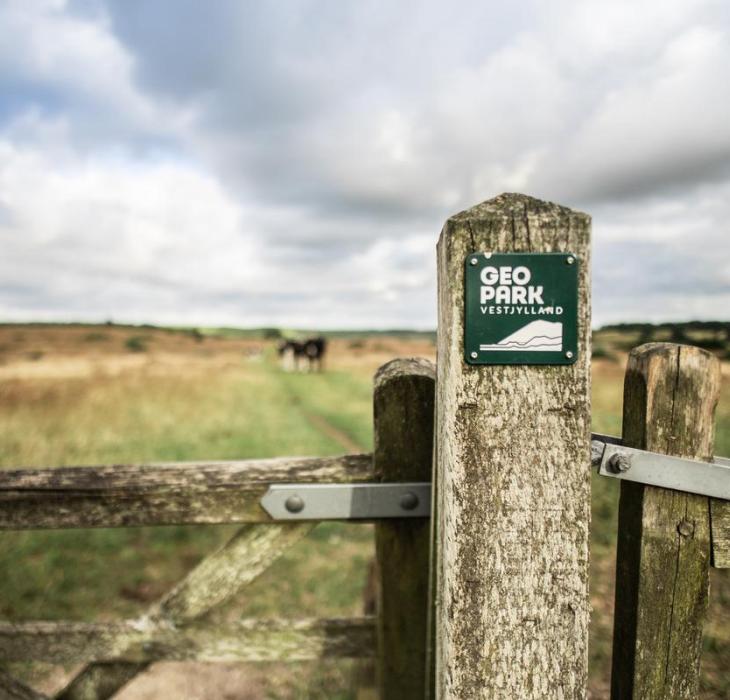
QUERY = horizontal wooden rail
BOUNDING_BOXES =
[4,453,729,566]
[0,454,372,530]
[0,617,375,663]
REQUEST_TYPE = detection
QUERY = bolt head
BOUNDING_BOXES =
[470,351,478,359]
[565,351,574,359]
[284,494,305,513]
[566,256,575,265]
[608,452,632,474]
[470,258,478,266]
[400,492,419,511]
[677,519,694,538]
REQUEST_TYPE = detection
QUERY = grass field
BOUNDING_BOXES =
[0,324,728,698]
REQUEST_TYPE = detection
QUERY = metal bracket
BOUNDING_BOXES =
[592,434,730,500]
[260,483,431,521]
[260,436,729,521]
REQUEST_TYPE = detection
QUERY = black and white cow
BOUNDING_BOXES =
[303,336,327,372]
[278,337,327,372]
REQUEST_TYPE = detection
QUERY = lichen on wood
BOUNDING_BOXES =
[0,617,376,664]
[374,358,435,699]
[434,193,592,698]
[56,523,313,699]
[710,499,730,568]
[0,454,372,530]
[611,343,720,700]
[0,669,49,700]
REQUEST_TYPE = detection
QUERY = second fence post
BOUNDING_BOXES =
[374,358,435,699]
[611,343,721,699]
[433,193,592,698]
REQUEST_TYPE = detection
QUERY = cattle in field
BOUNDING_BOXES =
[303,336,327,372]
[277,336,327,372]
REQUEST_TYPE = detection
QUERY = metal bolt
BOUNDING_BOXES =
[590,442,605,468]
[284,494,305,513]
[677,519,694,538]
[565,351,574,359]
[470,258,478,266]
[400,492,419,511]
[608,452,632,474]
[566,256,575,265]
[470,351,478,359]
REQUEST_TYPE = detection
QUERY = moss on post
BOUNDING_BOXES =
[611,343,720,699]
[434,193,592,698]
[374,358,435,699]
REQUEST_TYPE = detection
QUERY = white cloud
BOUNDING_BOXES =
[0,138,264,321]
[0,0,728,328]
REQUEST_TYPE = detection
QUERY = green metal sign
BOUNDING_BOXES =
[464,252,578,365]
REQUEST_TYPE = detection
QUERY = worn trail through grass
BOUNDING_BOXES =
[270,362,373,453]
[0,338,727,699]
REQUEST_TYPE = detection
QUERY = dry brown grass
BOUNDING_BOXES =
[0,325,727,698]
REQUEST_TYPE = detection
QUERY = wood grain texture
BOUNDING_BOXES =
[56,523,312,700]
[152,523,313,622]
[434,193,592,699]
[0,618,376,664]
[55,663,143,700]
[611,343,721,700]
[0,670,49,700]
[374,358,435,699]
[710,499,730,568]
[0,454,372,530]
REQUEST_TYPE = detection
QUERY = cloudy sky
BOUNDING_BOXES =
[1,0,729,329]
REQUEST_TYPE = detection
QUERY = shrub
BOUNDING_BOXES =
[592,346,616,362]
[125,336,148,353]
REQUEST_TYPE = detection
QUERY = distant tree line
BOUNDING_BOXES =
[598,321,729,351]
[600,321,729,334]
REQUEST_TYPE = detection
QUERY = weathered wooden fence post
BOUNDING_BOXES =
[433,193,592,698]
[374,358,435,699]
[712,500,730,568]
[611,343,721,699]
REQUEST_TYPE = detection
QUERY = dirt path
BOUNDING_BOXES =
[302,409,363,452]
[273,367,365,452]
[33,363,366,700]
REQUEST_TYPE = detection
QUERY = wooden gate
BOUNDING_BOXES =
[1,193,728,700]
[0,358,434,700]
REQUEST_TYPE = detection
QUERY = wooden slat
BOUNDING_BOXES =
[373,358,435,699]
[57,522,313,700]
[0,669,49,700]
[152,523,314,622]
[0,453,372,529]
[611,343,720,699]
[710,499,730,568]
[0,618,376,664]
[56,663,143,700]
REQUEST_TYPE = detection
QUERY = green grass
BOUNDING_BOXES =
[275,367,374,451]
[0,355,377,696]
[0,347,728,698]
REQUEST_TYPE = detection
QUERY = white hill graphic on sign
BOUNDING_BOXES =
[480,320,563,352]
